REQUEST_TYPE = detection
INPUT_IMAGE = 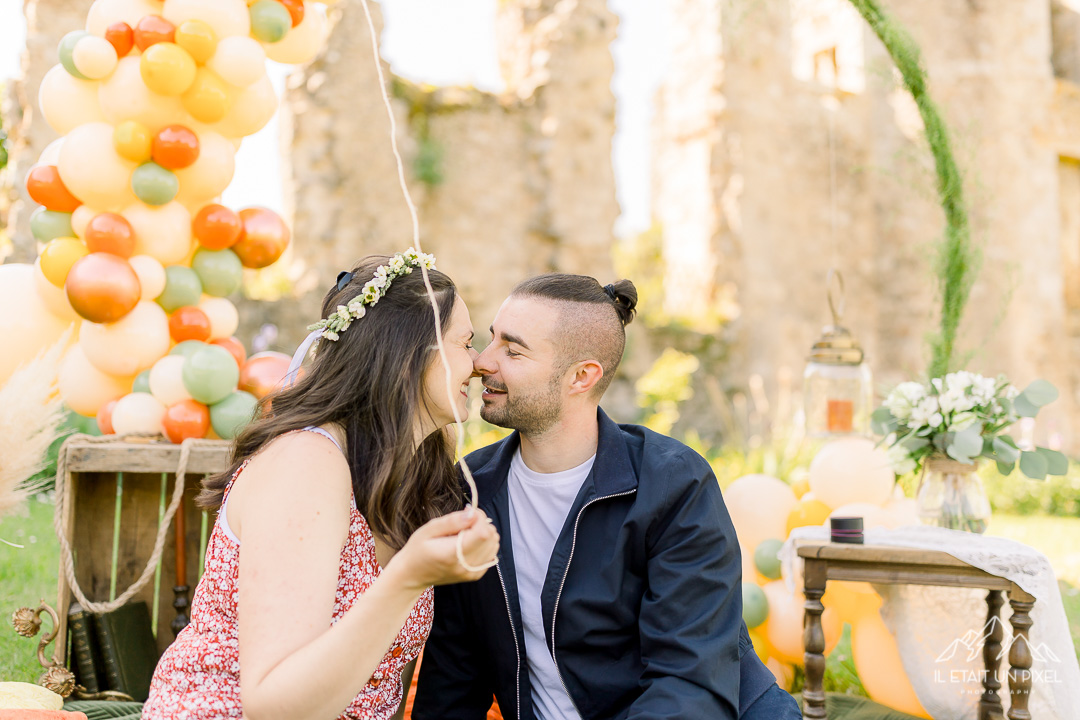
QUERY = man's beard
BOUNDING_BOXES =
[480,374,562,436]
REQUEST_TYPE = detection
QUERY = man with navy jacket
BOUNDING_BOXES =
[414,274,800,720]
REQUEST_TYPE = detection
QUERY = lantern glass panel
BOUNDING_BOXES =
[804,360,872,437]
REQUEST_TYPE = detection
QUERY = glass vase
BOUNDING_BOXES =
[915,456,991,533]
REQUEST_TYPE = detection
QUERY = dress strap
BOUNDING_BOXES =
[300,425,344,454]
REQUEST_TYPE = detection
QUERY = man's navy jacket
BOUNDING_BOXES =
[413,409,777,720]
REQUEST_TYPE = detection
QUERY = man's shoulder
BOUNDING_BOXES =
[615,421,713,479]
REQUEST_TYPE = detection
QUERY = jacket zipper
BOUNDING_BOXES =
[550,489,637,717]
[496,562,522,720]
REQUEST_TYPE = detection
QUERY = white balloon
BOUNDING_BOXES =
[829,503,891,531]
[80,300,171,376]
[39,138,65,166]
[129,255,167,300]
[99,56,190,132]
[207,36,267,88]
[0,265,75,385]
[57,122,137,210]
[72,35,119,80]
[59,344,133,417]
[808,437,896,510]
[174,131,236,206]
[33,258,80,322]
[86,0,162,36]
[199,296,239,339]
[122,202,193,266]
[111,391,167,436]
[162,0,251,39]
[881,497,919,529]
[38,64,107,136]
[149,355,193,406]
[723,473,798,553]
[264,3,328,65]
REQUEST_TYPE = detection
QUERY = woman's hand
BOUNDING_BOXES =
[391,509,500,591]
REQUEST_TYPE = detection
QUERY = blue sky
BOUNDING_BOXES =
[0,0,670,237]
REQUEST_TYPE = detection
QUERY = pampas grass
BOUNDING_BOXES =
[0,329,72,521]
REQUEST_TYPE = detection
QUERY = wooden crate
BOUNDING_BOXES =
[55,439,232,660]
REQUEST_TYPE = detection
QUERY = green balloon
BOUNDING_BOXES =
[742,583,769,629]
[182,345,240,405]
[59,31,89,80]
[192,248,243,297]
[754,538,784,581]
[157,266,203,313]
[30,208,74,241]
[170,340,210,361]
[210,390,258,439]
[133,370,152,394]
[132,162,178,206]
[250,0,292,43]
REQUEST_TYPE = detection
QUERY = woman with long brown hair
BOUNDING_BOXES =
[143,250,499,720]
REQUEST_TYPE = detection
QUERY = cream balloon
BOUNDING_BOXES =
[58,344,133,417]
[761,580,842,665]
[207,36,266,87]
[199,296,239,339]
[129,255,167,300]
[882,497,919,529]
[174,131,236,206]
[808,437,896,510]
[70,205,101,239]
[79,300,171,376]
[99,56,190,132]
[851,608,932,718]
[33,258,80,323]
[0,264,75,385]
[86,0,162,36]
[829,502,891,531]
[149,355,193,406]
[263,4,328,64]
[72,35,119,80]
[163,0,251,39]
[38,64,107,136]
[122,202,193,265]
[39,138,65,166]
[57,122,137,210]
[213,74,277,139]
[723,474,798,552]
[111,392,167,436]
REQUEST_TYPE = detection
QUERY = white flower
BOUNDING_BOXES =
[885,381,927,420]
[939,387,975,414]
[323,330,339,342]
[909,396,941,428]
[949,411,979,432]
[886,443,916,475]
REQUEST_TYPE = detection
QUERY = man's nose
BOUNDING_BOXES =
[473,344,496,377]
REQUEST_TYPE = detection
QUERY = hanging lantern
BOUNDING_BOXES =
[804,271,872,437]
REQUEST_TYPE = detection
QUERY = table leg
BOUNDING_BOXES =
[979,590,1005,720]
[1006,590,1035,720]
[802,558,827,720]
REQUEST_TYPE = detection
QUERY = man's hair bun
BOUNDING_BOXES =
[603,279,638,327]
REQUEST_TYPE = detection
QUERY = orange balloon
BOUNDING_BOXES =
[152,125,200,170]
[239,351,292,400]
[169,305,212,342]
[134,15,176,52]
[211,336,246,370]
[65,252,142,323]
[26,165,81,212]
[162,399,210,443]
[105,21,134,58]
[193,204,242,250]
[279,0,305,27]
[233,207,289,268]
[85,212,136,257]
[98,398,118,434]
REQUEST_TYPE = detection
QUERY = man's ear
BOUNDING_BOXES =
[567,360,604,397]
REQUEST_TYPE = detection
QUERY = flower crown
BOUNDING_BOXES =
[307,247,437,341]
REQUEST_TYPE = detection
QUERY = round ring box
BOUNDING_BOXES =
[830,516,864,544]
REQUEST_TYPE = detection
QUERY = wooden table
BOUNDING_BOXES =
[798,542,1037,720]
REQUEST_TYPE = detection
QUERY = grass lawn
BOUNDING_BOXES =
[1,499,1078,696]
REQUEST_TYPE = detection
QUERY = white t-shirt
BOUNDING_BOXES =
[508,448,596,720]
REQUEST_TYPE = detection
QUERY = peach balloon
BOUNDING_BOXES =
[809,437,896,510]
[0,264,75,385]
[208,36,266,87]
[232,207,289,268]
[99,56,189,132]
[851,605,932,718]
[239,352,291,400]
[761,580,842,665]
[86,0,162,37]
[122,201,193,265]
[129,255,167,300]
[263,3,328,64]
[882,497,919,529]
[214,74,277,139]
[57,122,137,209]
[39,138,65,166]
[33,258,80,322]
[58,344,133,417]
[163,0,251,39]
[764,658,794,692]
[65,253,142,323]
[199,296,239,339]
[149,355,193,406]
[111,392,167,436]
[724,474,797,553]
[79,300,171,376]
[38,65,107,136]
[829,502,891,531]
[72,34,119,80]
[174,131,235,206]
[822,581,880,623]
[70,205,100,239]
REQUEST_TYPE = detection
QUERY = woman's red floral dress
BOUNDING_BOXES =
[143,460,434,719]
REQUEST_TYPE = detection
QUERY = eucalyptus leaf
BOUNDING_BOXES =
[946,443,973,465]
[1021,379,1059,407]
[1013,394,1040,418]
[996,460,1016,476]
[998,435,1019,449]
[871,407,899,435]
[901,436,931,451]
[991,436,1020,464]
[953,425,983,457]
[1035,447,1068,476]
[1019,450,1049,480]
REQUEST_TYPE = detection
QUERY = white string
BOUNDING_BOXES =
[358,0,495,573]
